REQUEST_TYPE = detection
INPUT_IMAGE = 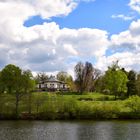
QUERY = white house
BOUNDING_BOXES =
[37,76,69,92]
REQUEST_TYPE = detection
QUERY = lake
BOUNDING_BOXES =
[0,120,140,140]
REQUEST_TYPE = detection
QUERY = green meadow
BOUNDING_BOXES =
[0,92,140,120]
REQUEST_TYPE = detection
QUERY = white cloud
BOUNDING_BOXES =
[129,0,140,13]
[63,44,78,55]
[96,51,140,72]
[0,0,140,75]
[96,18,140,72]
[0,0,109,74]
[111,14,135,21]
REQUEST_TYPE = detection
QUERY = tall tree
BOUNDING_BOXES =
[136,74,140,96]
[104,61,128,99]
[127,70,137,97]
[74,62,93,93]
[0,64,35,117]
[0,71,5,93]
[75,62,84,93]
[82,62,93,92]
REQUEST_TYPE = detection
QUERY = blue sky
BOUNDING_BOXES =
[24,0,137,35]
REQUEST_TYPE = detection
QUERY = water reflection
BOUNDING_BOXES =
[0,120,140,140]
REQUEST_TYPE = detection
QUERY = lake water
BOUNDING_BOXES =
[0,120,140,140]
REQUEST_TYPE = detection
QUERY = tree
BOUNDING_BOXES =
[94,76,106,93]
[0,71,5,93]
[82,62,93,92]
[74,62,84,93]
[104,61,128,99]
[22,70,35,114]
[136,74,140,96]
[35,72,48,84]
[57,71,68,82]
[57,71,75,91]
[92,68,101,91]
[74,62,93,94]
[22,70,35,93]
[127,70,137,97]
[0,64,35,117]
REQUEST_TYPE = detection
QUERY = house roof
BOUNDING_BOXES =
[39,76,66,84]
[47,76,66,84]
[47,76,60,82]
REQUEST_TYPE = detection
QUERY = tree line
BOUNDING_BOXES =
[0,61,140,117]
[75,61,140,99]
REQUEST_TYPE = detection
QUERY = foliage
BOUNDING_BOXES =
[35,72,48,84]
[57,71,75,91]
[104,61,128,99]
[0,64,35,117]
[127,70,137,97]
[136,74,140,96]
[0,64,22,94]
[1,92,140,120]
[94,76,106,93]
[125,96,140,114]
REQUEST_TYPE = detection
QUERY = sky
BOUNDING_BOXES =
[1,0,140,76]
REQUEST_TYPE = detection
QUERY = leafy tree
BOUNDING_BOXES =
[57,71,75,91]
[57,71,68,82]
[94,76,106,93]
[136,74,140,96]
[0,71,5,93]
[35,72,48,84]
[22,70,35,93]
[104,61,128,99]
[127,70,137,97]
[22,70,35,114]
[0,64,35,117]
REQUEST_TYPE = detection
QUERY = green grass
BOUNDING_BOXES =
[0,92,139,120]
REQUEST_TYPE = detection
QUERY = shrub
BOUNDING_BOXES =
[125,96,140,114]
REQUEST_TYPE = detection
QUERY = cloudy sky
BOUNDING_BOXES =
[0,0,140,75]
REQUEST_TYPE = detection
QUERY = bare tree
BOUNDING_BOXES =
[83,62,93,92]
[93,68,101,81]
[75,62,84,93]
[74,62,93,93]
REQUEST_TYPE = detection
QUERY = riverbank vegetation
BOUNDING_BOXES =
[0,61,140,120]
[0,92,140,120]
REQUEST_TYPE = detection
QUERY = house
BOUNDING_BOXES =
[37,76,69,92]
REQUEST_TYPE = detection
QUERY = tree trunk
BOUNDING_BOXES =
[28,93,32,114]
[114,94,117,100]
[15,93,19,118]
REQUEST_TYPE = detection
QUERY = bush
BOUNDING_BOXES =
[125,96,140,114]
[76,101,121,119]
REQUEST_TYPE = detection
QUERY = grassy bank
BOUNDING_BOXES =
[0,92,140,120]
